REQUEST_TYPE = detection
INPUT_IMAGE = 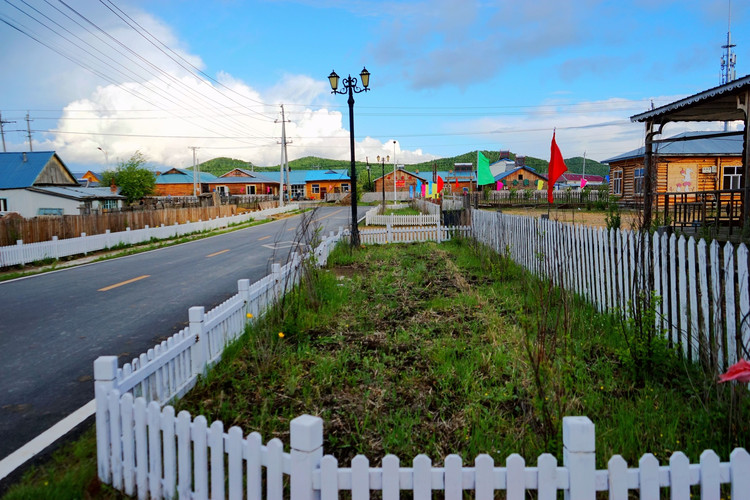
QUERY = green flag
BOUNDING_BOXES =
[477,151,494,185]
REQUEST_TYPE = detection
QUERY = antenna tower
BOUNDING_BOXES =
[720,0,737,85]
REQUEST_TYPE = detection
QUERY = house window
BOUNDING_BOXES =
[518,174,524,180]
[612,170,623,195]
[102,199,118,210]
[312,184,320,194]
[291,185,304,198]
[341,183,350,192]
[246,185,256,195]
[38,208,63,216]
[216,185,229,196]
[633,168,645,195]
[723,165,742,190]
[0,198,7,211]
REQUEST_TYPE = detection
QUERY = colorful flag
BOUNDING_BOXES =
[409,185,414,198]
[580,177,588,189]
[421,182,426,197]
[498,181,504,190]
[547,131,568,203]
[437,176,444,194]
[477,151,494,186]
[455,177,459,190]
[537,180,544,190]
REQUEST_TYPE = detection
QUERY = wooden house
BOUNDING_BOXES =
[154,168,218,196]
[374,167,424,195]
[305,170,350,200]
[0,151,125,216]
[209,169,279,196]
[603,131,743,203]
[494,165,548,190]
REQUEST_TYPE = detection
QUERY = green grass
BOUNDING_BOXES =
[176,239,749,466]
[4,238,747,496]
[383,207,420,216]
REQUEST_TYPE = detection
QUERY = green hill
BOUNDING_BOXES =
[197,151,609,179]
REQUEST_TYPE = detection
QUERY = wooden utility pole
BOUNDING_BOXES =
[0,112,16,153]
[25,112,33,152]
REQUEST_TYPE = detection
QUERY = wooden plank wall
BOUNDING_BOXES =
[0,205,238,246]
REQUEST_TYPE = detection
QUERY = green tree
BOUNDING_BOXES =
[100,151,156,203]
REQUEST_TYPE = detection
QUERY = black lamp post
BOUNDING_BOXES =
[366,157,371,190]
[377,155,389,210]
[328,67,370,247]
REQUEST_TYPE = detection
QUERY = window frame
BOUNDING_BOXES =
[633,168,644,195]
[311,184,320,194]
[612,170,623,195]
[723,165,742,190]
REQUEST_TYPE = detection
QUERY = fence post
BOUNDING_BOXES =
[272,263,282,300]
[105,229,111,249]
[238,279,251,316]
[94,355,119,483]
[189,306,208,376]
[563,416,595,500]
[16,240,24,265]
[437,219,442,243]
[387,223,392,243]
[290,415,324,500]
[81,232,87,255]
[52,235,59,259]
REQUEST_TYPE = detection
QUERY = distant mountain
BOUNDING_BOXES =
[196,152,609,178]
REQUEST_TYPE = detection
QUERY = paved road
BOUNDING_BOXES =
[0,206,362,460]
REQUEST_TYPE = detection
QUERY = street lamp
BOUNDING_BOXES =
[97,146,109,167]
[377,155,389,210]
[328,67,370,247]
[366,157,371,190]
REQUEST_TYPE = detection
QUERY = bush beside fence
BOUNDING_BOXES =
[0,204,299,267]
[471,209,750,373]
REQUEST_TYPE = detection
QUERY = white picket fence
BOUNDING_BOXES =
[94,227,344,494]
[412,198,441,216]
[0,204,299,267]
[360,224,469,245]
[94,403,750,500]
[364,208,439,227]
[471,209,750,371]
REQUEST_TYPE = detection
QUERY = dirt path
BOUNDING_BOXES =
[497,207,641,229]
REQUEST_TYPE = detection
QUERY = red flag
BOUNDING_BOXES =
[547,131,568,203]
[437,176,444,195]
[455,177,459,190]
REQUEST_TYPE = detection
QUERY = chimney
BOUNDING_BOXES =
[110,181,117,194]
[515,155,526,167]
[22,152,27,162]
[499,150,510,159]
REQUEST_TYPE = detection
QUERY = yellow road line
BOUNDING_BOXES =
[206,249,230,258]
[313,208,344,223]
[98,275,150,292]
[258,235,271,241]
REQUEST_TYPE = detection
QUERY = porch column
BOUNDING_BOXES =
[740,90,750,229]
[643,120,655,230]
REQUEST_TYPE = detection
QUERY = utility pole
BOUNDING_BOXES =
[721,0,737,131]
[392,140,397,203]
[582,150,586,188]
[0,112,16,153]
[25,112,33,152]
[276,105,292,206]
[189,146,200,196]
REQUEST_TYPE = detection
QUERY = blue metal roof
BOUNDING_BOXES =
[0,151,62,189]
[31,186,125,200]
[305,169,350,182]
[603,131,743,163]
[155,168,217,184]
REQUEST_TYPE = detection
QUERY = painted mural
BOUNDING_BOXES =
[667,165,695,192]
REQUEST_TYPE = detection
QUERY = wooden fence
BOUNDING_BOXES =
[364,208,439,227]
[94,402,750,500]
[360,224,469,245]
[0,205,299,268]
[0,205,247,246]
[91,217,750,498]
[471,209,750,371]
[95,229,345,498]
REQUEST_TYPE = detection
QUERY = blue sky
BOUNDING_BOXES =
[0,0,747,170]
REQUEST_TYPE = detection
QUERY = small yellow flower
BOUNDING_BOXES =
[600,386,604,390]
[246,313,253,319]
[278,332,285,338]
